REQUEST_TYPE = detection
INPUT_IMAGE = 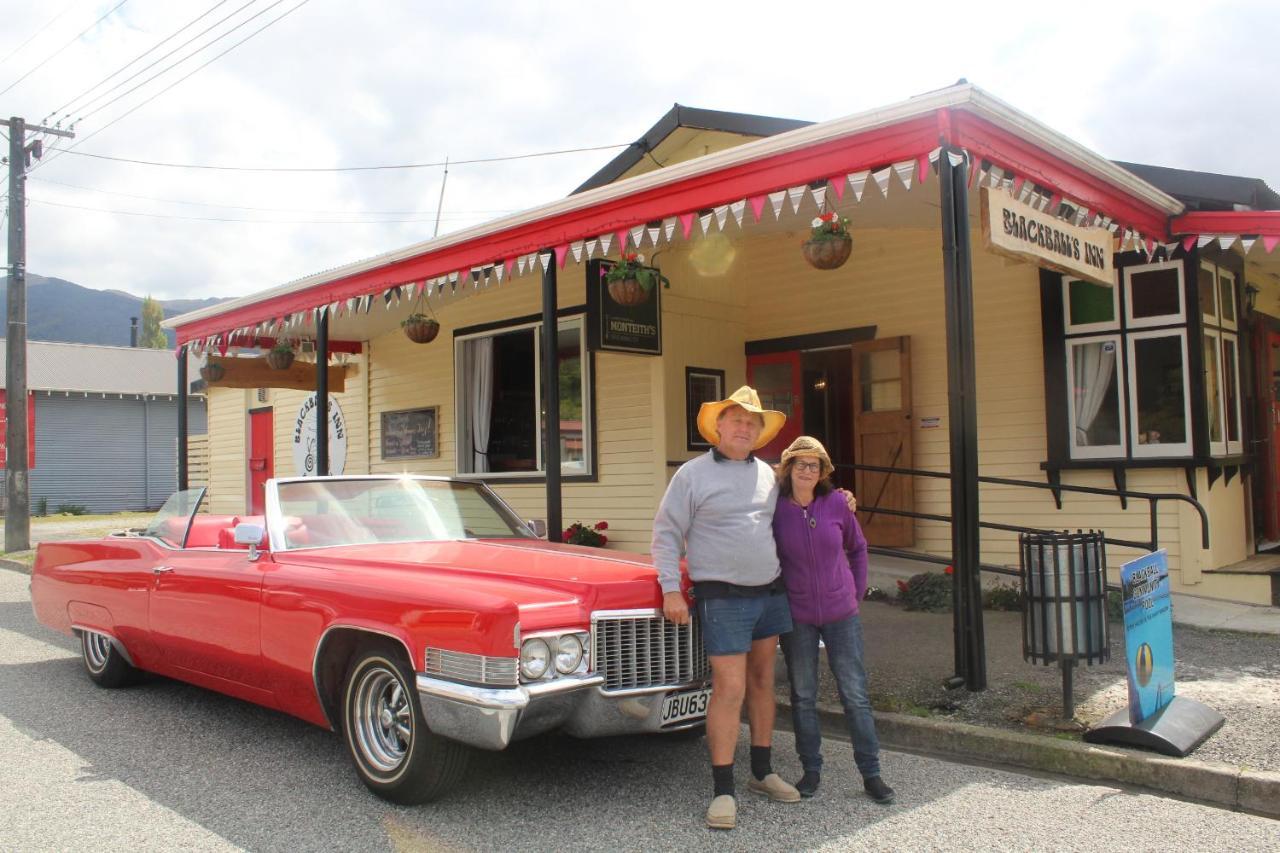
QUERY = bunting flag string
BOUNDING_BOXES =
[847,171,868,203]
[714,205,729,231]
[787,185,806,214]
[768,190,786,219]
[729,200,746,228]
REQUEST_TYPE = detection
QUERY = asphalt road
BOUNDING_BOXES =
[2,567,1275,852]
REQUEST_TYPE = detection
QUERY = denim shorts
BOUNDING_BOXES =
[697,592,793,656]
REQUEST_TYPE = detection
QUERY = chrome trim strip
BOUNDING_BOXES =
[525,674,603,698]
[596,682,707,698]
[415,675,529,711]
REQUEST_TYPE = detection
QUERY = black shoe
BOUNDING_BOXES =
[864,776,895,804]
[796,770,820,798]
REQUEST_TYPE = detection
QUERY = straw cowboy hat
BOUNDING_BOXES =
[779,435,835,478]
[697,385,786,450]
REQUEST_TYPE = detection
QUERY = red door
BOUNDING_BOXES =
[248,408,273,516]
[747,351,803,462]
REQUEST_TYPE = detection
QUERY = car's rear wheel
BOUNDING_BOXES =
[80,630,141,688]
[341,646,470,804]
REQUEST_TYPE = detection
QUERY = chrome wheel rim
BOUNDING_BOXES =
[84,632,111,673]
[352,665,412,774]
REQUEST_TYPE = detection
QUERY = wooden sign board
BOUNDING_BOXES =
[980,187,1115,287]
[202,355,347,393]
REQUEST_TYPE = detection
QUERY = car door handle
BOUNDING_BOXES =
[153,566,174,575]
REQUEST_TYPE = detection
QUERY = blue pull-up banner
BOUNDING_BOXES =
[1120,550,1175,724]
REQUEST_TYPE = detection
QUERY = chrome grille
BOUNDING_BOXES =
[592,610,709,691]
[424,648,519,687]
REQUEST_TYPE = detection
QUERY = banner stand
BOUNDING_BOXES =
[1084,696,1224,757]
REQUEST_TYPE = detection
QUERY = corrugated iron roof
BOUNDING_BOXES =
[0,339,198,395]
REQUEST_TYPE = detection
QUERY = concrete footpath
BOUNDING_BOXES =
[774,557,1280,819]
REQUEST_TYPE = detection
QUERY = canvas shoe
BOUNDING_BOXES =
[747,773,801,802]
[706,794,736,830]
[795,770,821,798]
[864,776,896,804]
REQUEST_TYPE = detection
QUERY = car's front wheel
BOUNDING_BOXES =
[341,646,470,804]
[80,630,141,688]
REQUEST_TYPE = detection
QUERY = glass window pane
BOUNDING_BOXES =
[860,349,902,412]
[1068,279,1115,326]
[1218,270,1237,325]
[557,324,586,472]
[1203,332,1222,444]
[1069,340,1121,450]
[753,362,795,418]
[471,328,536,473]
[1223,335,1241,444]
[1198,264,1217,320]
[1132,335,1187,446]
[1130,267,1182,320]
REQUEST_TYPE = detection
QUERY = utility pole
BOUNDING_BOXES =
[3,117,73,552]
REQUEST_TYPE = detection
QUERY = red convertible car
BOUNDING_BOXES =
[30,475,710,803]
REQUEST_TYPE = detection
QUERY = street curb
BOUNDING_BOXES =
[781,699,1279,819]
[0,558,31,575]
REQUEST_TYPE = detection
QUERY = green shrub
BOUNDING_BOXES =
[982,582,1023,611]
[864,585,890,603]
[896,572,953,612]
[54,503,88,516]
[1107,590,1124,621]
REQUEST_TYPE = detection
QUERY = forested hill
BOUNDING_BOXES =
[0,273,225,347]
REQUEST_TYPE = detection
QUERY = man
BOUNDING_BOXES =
[650,385,800,831]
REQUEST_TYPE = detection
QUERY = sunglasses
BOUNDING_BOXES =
[791,461,822,472]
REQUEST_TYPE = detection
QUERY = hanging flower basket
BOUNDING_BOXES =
[266,344,295,370]
[199,363,225,383]
[607,278,651,306]
[802,213,853,270]
[402,314,440,344]
[604,252,668,306]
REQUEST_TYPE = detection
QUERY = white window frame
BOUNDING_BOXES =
[1198,261,1219,324]
[1221,332,1243,456]
[1126,329,1193,458]
[1217,268,1239,331]
[1062,276,1120,335]
[1064,334,1126,459]
[1203,327,1227,457]
[1124,260,1186,329]
[453,316,592,479]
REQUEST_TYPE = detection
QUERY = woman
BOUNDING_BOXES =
[773,435,894,804]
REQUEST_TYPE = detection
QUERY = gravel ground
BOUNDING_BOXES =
[791,601,1280,772]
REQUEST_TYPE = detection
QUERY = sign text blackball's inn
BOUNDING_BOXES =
[167,84,1280,610]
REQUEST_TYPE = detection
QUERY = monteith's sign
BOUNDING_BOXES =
[980,187,1115,287]
[586,259,662,355]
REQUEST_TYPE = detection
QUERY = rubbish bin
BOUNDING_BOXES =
[1019,530,1110,716]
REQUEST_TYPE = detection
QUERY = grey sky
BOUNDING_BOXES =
[2,0,1276,301]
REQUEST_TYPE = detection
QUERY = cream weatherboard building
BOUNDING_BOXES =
[168,84,1280,608]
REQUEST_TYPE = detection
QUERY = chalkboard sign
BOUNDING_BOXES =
[380,407,438,460]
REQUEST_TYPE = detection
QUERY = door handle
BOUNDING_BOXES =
[153,566,174,575]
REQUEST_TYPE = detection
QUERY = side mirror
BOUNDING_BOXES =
[233,522,266,560]
[527,519,548,539]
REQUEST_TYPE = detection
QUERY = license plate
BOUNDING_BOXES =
[660,687,711,726]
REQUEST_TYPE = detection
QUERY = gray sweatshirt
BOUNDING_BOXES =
[650,450,782,594]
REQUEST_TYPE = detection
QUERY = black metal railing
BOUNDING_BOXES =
[835,461,1210,587]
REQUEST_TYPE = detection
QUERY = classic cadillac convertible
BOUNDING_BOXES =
[30,476,710,803]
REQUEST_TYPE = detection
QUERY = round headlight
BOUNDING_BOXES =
[519,638,550,680]
[555,634,584,674]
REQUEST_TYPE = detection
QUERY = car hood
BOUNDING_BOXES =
[270,539,671,629]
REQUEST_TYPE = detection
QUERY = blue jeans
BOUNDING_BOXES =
[781,614,881,779]
[697,592,793,656]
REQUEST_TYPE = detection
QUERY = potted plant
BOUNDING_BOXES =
[402,312,440,344]
[562,520,609,547]
[199,361,225,383]
[604,252,668,306]
[266,340,295,370]
[801,212,853,270]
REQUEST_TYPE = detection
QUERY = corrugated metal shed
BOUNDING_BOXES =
[0,338,200,395]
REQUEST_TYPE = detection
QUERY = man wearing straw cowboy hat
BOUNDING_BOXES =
[653,385,851,830]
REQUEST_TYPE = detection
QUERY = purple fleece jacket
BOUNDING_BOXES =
[772,490,869,626]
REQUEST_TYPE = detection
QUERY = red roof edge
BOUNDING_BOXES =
[1171,211,1280,236]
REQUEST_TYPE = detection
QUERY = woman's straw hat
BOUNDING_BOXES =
[779,435,834,478]
[697,385,786,450]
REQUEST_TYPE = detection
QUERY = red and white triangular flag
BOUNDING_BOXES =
[679,213,694,239]
[1264,235,1280,253]
[1197,235,1216,249]
[714,205,729,231]
[769,190,786,219]
[630,225,645,249]
[663,218,677,242]
[810,184,827,212]
[1218,235,1237,250]
[517,256,527,276]
[787,185,807,214]
[729,200,746,228]
[749,195,767,222]
[848,171,869,203]
[647,224,660,245]
[872,167,892,197]
[699,211,713,235]
[599,233,613,256]
[571,241,584,263]
[893,160,915,192]
[585,240,597,260]
[829,175,846,200]
[1241,237,1257,255]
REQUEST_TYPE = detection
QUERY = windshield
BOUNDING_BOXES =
[272,478,533,549]
[144,488,207,547]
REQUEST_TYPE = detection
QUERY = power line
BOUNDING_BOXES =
[0,1,131,99]
[30,0,312,175]
[28,175,523,216]
[45,0,234,124]
[28,195,493,225]
[0,2,80,67]
[51,140,632,173]
[72,0,266,125]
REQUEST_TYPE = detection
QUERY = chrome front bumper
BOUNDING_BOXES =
[415,673,709,751]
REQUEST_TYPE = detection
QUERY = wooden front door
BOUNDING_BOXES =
[851,337,913,547]
[747,350,803,463]
[248,408,273,516]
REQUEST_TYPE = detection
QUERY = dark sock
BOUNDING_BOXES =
[712,763,735,798]
[750,745,772,781]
